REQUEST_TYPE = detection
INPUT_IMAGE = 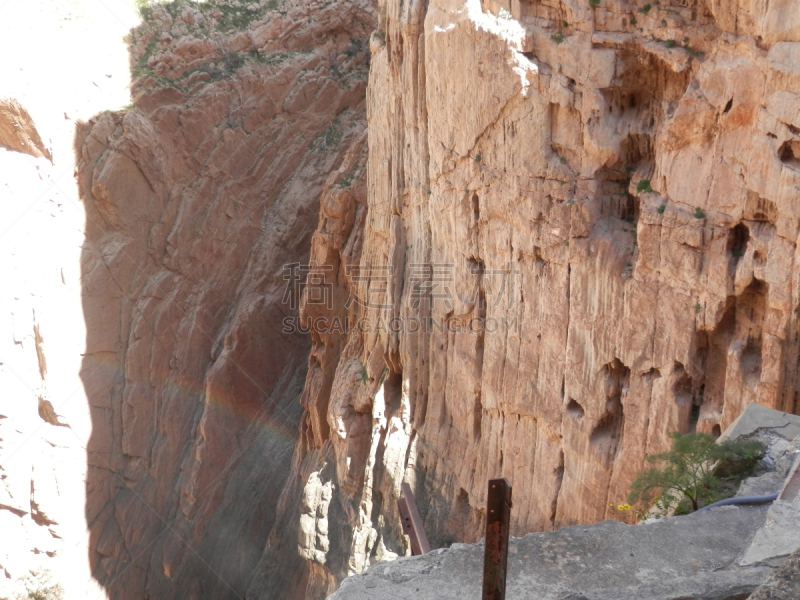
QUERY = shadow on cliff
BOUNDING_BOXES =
[73,0,375,598]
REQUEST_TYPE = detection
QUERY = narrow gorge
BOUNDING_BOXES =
[1,0,799,599]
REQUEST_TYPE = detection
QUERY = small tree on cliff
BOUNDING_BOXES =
[628,432,764,515]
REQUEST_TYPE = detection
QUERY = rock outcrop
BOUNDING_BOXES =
[270,0,800,594]
[76,1,374,599]
[328,506,775,600]
[0,99,52,161]
[325,403,800,600]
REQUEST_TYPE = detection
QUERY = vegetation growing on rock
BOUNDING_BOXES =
[628,432,765,515]
[128,0,369,94]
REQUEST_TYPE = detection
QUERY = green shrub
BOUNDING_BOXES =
[628,432,765,514]
[550,33,566,43]
[656,203,666,214]
[693,207,705,219]
[640,4,652,15]
[135,0,152,19]
[636,179,652,193]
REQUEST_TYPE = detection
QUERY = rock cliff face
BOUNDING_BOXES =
[270,0,800,595]
[327,402,800,599]
[76,1,374,599]
[59,0,800,599]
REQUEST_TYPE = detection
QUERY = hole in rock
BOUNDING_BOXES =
[644,367,661,380]
[673,364,694,406]
[740,337,762,385]
[384,370,403,415]
[727,223,749,272]
[567,77,576,93]
[672,362,703,433]
[566,399,585,419]
[779,140,800,169]
[689,402,701,432]
[590,402,624,452]
[723,98,733,113]
[590,359,629,457]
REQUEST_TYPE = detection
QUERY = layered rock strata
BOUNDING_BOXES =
[76,1,374,599]
[268,0,800,595]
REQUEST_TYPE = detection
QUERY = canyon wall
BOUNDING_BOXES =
[7,0,797,599]
[76,1,374,599]
[264,0,800,596]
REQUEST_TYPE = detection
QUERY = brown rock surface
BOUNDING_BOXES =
[265,0,800,595]
[0,99,51,161]
[5,0,800,598]
[76,1,374,599]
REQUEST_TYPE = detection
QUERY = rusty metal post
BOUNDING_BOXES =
[398,482,431,556]
[482,478,512,600]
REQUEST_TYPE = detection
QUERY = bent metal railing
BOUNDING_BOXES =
[398,478,513,600]
[398,482,431,556]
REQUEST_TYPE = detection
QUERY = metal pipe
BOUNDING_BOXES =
[696,493,779,513]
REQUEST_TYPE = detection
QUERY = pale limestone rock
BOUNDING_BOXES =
[0,1,137,598]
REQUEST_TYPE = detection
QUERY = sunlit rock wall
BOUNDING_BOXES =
[276,0,800,596]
